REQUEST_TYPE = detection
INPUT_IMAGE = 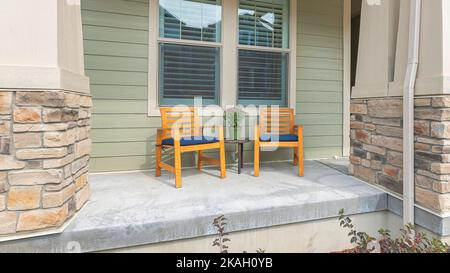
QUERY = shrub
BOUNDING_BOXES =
[212,215,265,253]
[212,215,230,253]
[338,209,450,253]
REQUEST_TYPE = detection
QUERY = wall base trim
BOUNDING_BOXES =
[0,66,90,94]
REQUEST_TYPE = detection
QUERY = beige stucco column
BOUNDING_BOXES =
[415,0,450,95]
[0,0,89,92]
[352,0,400,98]
[0,0,91,239]
[354,0,450,98]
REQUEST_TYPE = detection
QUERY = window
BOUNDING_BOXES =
[159,44,220,105]
[238,50,287,106]
[159,0,222,42]
[158,0,222,106]
[238,0,289,48]
[148,0,296,116]
[237,0,290,106]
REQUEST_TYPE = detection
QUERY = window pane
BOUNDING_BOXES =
[160,43,220,106]
[160,0,222,42]
[238,50,288,106]
[238,0,289,48]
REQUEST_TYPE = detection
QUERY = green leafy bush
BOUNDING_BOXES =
[339,209,450,253]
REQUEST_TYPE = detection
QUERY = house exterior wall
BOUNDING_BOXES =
[82,0,346,172]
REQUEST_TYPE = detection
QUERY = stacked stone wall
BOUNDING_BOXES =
[0,90,91,235]
[350,96,450,213]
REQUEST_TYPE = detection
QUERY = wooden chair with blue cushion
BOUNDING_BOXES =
[156,107,226,188]
[254,107,304,177]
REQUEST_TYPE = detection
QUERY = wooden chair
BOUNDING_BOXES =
[156,107,226,188]
[254,107,304,177]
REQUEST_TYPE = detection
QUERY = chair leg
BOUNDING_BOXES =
[254,143,260,177]
[219,142,226,179]
[298,129,304,177]
[293,148,298,166]
[197,150,203,171]
[155,145,162,177]
[174,145,182,188]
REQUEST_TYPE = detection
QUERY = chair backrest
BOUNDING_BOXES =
[160,107,201,139]
[259,107,294,135]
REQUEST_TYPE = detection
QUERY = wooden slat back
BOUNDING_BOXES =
[160,107,201,139]
[259,107,294,135]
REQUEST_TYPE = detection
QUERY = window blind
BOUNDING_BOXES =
[238,0,289,48]
[160,0,222,42]
[238,49,287,106]
[159,43,219,106]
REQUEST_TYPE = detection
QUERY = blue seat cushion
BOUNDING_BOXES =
[260,134,298,142]
[162,136,219,146]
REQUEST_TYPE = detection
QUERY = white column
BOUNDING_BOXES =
[0,0,89,93]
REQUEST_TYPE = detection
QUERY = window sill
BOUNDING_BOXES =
[147,106,225,117]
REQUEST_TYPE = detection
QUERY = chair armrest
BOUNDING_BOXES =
[157,128,181,142]
[293,125,304,136]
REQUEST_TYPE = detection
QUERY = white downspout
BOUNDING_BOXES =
[403,0,422,226]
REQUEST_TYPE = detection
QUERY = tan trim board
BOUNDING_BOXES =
[0,66,90,94]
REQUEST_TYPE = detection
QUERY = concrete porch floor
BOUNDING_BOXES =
[0,160,387,253]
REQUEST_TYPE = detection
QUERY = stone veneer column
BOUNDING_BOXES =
[350,97,450,214]
[0,0,91,236]
[350,0,450,217]
[0,91,92,235]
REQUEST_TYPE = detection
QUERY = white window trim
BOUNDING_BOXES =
[148,0,297,117]
[343,0,351,157]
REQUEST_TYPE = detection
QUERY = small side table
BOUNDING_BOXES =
[225,139,252,174]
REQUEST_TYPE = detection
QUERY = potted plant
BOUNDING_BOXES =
[224,107,245,140]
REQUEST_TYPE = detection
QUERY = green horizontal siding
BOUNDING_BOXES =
[82,0,344,172]
[82,0,156,172]
[297,0,344,159]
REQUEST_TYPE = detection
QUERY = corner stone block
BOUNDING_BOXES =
[15,148,68,160]
[16,204,69,232]
[75,184,91,211]
[8,169,63,186]
[16,92,65,107]
[367,99,403,118]
[0,92,12,115]
[0,172,8,193]
[14,133,42,149]
[0,212,17,235]
[43,108,79,123]
[416,187,450,213]
[13,107,42,123]
[0,155,26,171]
[0,120,11,135]
[42,184,75,209]
[7,186,42,210]
[0,194,5,211]
[431,122,450,139]
[44,130,76,147]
